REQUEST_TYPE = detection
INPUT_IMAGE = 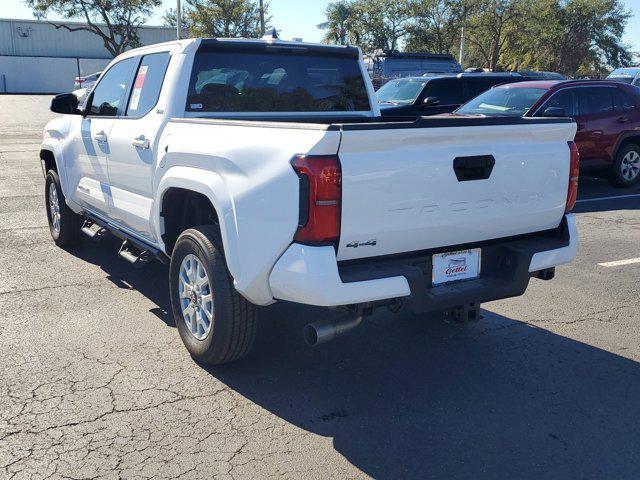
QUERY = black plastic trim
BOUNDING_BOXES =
[198,39,360,59]
[338,218,571,314]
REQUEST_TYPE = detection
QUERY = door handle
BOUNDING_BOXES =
[453,155,495,181]
[94,130,107,142]
[132,135,150,149]
[618,116,629,124]
[591,130,603,138]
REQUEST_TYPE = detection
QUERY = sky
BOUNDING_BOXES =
[1,0,639,49]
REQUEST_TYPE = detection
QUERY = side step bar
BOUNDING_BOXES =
[118,240,152,268]
[81,220,109,241]
[82,212,167,266]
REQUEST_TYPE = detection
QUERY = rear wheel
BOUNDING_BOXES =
[169,225,258,365]
[45,170,83,247]
[611,143,640,187]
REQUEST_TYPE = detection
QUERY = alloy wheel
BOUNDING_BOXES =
[621,150,640,182]
[48,182,61,234]
[178,254,214,340]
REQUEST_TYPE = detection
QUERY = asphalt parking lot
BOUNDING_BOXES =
[1,95,640,480]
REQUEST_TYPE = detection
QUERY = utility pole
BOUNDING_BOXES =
[259,0,265,37]
[176,0,182,40]
[459,25,465,69]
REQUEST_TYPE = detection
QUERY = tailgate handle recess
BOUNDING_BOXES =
[453,155,495,182]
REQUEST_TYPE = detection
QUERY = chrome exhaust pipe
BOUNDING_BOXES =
[303,314,363,346]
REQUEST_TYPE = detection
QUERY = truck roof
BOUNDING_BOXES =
[123,37,360,58]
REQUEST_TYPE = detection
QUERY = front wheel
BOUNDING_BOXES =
[611,143,640,187]
[169,225,258,365]
[45,170,83,247]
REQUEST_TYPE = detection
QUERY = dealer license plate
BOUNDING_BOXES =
[432,249,481,286]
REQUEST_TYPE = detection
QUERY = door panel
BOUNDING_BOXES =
[66,57,137,216]
[67,117,114,214]
[581,87,618,163]
[106,52,171,240]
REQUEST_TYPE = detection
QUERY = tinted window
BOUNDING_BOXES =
[464,78,507,100]
[424,79,463,105]
[614,89,636,110]
[377,79,427,105]
[126,52,170,117]
[89,58,135,117]
[186,51,370,113]
[541,89,580,116]
[584,87,614,114]
[456,87,546,116]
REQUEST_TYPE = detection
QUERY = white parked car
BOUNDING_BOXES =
[73,71,101,91]
[41,38,579,364]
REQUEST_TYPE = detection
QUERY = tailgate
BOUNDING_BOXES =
[337,121,577,261]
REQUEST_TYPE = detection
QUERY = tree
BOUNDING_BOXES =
[501,0,633,76]
[318,0,412,53]
[163,0,269,38]
[352,0,413,53]
[27,0,162,57]
[460,0,532,71]
[318,1,355,46]
[404,0,465,55]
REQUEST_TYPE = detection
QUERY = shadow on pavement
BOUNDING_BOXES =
[210,303,640,479]
[575,175,640,213]
[66,225,640,479]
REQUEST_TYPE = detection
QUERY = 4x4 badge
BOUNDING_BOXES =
[346,240,377,248]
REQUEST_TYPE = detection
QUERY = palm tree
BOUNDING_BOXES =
[317,1,354,45]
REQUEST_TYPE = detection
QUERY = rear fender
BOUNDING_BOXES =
[155,166,241,286]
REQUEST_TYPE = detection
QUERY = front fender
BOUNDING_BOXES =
[41,116,74,199]
[155,166,242,288]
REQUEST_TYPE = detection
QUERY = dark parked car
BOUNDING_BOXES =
[376,72,564,117]
[456,80,640,187]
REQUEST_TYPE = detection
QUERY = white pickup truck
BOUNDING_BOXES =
[41,37,579,364]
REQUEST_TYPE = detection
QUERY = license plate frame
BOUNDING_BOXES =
[432,248,482,286]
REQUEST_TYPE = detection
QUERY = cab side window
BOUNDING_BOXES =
[464,78,501,101]
[424,79,463,105]
[126,52,171,117]
[89,58,136,117]
[614,89,636,111]
[541,89,580,117]
[583,87,615,115]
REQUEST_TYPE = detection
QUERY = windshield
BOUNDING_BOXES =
[376,79,427,105]
[607,68,640,84]
[456,87,547,116]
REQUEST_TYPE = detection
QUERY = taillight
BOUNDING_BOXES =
[566,141,580,212]
[291,155,341,247]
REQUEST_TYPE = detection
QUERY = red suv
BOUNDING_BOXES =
[456,80,640,187]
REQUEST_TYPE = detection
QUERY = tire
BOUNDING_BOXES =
[610,143,640,187]
[169,225,258,365]
[45,169,83,247]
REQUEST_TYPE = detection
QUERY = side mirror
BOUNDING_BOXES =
[50,93,80,115]
[423,96,441,107]
[541,106,566,117]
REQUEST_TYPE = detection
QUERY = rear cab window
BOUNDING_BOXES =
[185,42,371,114]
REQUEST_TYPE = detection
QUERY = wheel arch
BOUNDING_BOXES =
[155,166,242,283]
[612,133,640,159]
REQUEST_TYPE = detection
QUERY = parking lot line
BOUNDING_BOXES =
[576,193,640,203]
[598,257,640,268]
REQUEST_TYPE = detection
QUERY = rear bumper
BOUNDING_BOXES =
[269,214,578,310]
